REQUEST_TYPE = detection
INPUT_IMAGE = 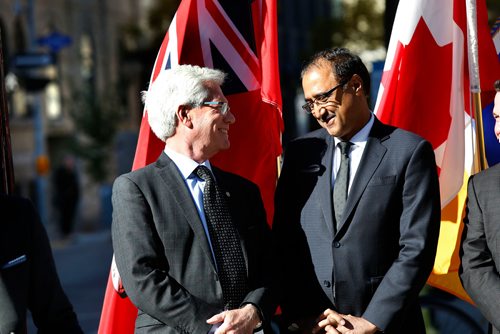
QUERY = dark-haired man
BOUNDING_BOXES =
[273,48,441,334]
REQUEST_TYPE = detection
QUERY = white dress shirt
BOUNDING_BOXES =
[163,146,217,263]
[332,113,375,194]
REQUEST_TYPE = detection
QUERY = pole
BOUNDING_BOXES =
[26,0,48,222]
[471,92,488,171]
[465,0,488,173]
[0,32,15,194]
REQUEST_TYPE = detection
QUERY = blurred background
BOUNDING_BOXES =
[0,0,499,332]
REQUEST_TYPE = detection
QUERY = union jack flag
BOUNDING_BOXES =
[98,0,282,332]
[133,0,282,224]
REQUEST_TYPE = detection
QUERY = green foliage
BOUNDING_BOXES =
[309,0,384,55]
[68,84,124,183]
[118,0,180,66]
[486,0,500,27]
[146,0,181,47]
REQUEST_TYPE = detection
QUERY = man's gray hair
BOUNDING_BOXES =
[142,65,226,141]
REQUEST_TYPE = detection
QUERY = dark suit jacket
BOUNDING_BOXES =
[273,118,441,333]
[0,195,82,334]
[460,163,500,334]
[112,153,274,333]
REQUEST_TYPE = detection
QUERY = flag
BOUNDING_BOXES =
[483,16,500,166]
[493,16,500,59]
[98,0,282,332]
[374,0,500,303]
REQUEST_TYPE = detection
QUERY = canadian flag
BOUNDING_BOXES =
[375,0,499,302]
[98,0,282,332]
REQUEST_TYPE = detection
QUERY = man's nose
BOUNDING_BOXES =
[314,105,329,119]
[224,109,236,124]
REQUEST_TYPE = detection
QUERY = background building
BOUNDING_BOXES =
[0,0,161,233]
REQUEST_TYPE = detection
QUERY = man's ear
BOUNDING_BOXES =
[351,74,363,93]
[177,105,193,128]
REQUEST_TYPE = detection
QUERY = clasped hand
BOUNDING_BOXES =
[206,304,261,334]
[315,309,379,334]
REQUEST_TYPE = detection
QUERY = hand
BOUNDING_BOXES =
[207,304,261,334]
[317,309,346,334]
[323,314,379,334]
[285,314,324,334]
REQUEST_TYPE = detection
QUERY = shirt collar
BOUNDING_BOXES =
[164,146,212,180]
[334,112,374,147]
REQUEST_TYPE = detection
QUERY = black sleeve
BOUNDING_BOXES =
[23,198,83,333]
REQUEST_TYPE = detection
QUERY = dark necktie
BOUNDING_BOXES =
[333,141,352,229]
[195,165,248,310]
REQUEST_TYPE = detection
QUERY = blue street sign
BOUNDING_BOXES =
[37,31,72,53]
[13,53,55,68]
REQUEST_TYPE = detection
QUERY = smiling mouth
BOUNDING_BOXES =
[320,113,336,123]
[220,128,229,134]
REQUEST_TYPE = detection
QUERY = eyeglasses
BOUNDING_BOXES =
[301,81,346,114]
[201,101,230,116]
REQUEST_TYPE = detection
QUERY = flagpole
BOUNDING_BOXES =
[466,0,488,172]
[0,32,15,194]
[276,131,282,178]
[471,93,488,171]
[276,155,282,177]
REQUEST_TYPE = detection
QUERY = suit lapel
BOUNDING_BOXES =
[337,120,388,233]
[155,153,217,270]
[319,133,336,236]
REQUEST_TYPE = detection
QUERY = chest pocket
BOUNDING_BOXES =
[367,175,396,187]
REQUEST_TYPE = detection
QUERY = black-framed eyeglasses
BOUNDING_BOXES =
[201,101,230,116]
[301,81,346,114]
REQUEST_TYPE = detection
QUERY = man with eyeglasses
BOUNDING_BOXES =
[111,65,273,333]
[273,48,440,334]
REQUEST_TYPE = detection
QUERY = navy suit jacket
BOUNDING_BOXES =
[273,118,441,333]
[0,195,82,334]
[112,153,274,333]
[460,163,500,334]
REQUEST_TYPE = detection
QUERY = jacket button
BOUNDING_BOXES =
[333,241,341,248]
[323,280,331,288]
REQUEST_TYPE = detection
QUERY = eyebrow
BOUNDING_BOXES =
[307,81,346,102]
[304,89,330,102]
[312,90,332,100]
